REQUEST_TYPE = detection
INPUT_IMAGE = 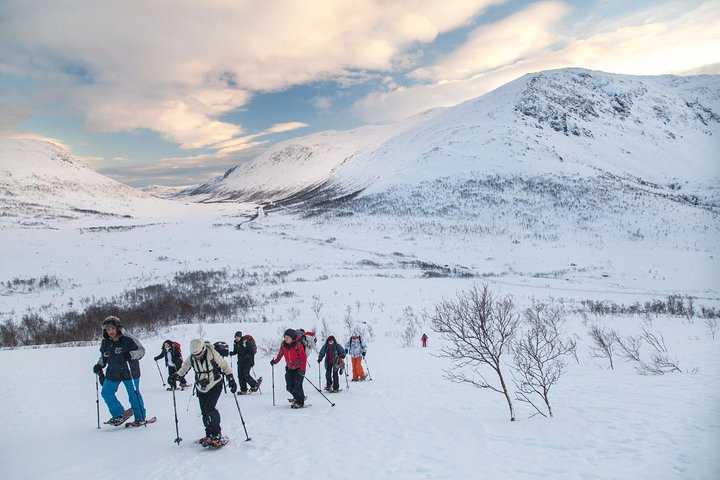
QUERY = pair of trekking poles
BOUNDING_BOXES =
[170,372,252,445]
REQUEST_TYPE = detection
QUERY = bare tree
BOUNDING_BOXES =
[512,304,577,418]
[430,284,521,421]
[343,305,354,337]
[311,295,323,323]
[705,318,718,340]
[588,323,617,369]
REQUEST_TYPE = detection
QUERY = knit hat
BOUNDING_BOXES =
[283,328,296,339]
[190,338,205,355]
[234,331,242,338]
[327,335,336,343]
[102,316,122,329]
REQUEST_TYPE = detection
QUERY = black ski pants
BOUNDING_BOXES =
[237,360,258,392]
[285,368,305,406]
[325,364,340,390]
[198,382,223,436]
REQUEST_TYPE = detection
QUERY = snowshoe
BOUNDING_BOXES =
[291,403,311,409]
[250,377,263,392]
[104,408,133,426]
[125,416,157,428]
[237,390,248,395]
[203,434,229,449]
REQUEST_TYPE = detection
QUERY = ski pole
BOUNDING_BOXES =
[171,384,182,445]
[125,359,147,423]
[318,362,321,386]
[252,367,262,394]
[186,384,195,412]
[231,391,252,441]
[363,356,372,380]
[95,374,101,429]
[303,373,335,407]
[344,359,349,389]
[271,363,276,406]
[155,360,166,387]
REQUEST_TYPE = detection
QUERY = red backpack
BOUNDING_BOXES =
[171,341,182,354]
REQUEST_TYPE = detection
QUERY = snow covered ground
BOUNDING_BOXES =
[1,206,719,480]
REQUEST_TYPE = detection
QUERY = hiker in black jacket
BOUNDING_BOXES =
[228,331,262,394]
[317,335,346,392]
[92,316,147,425]
[153,340,188,390]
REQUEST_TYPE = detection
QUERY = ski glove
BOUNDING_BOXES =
[123,352,132,361]
[317,358,322,363]
[93,364,103,374]
[362,353,366,358]
[270,360,275,366]
[227,375,237,393]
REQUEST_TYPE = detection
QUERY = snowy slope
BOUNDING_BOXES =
[0,138,178,227]
[185,68,720,207]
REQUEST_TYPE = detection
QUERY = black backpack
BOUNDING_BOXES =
[213,341,230,357]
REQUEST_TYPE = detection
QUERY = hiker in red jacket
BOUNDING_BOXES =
[270,329,307,408]
[421,333,428,348]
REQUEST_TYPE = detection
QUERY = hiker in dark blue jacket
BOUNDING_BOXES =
[93,316,147,425]
[317,335,346,392]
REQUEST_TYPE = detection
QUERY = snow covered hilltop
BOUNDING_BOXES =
[182,68,720,210]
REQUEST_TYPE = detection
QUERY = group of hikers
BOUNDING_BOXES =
[92,315,370,448]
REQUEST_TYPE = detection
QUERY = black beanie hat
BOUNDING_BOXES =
[283,328,296,339]
[235,331,242,337]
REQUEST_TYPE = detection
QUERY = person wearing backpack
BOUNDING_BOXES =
[345,329,367,381]
[92,316,148,426]
[317,335,346,392]
[173,339,237,447]
[153,340,189,390]
[229,331,262,394]
[270,329,307,408]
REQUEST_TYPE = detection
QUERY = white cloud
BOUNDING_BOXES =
[411,1,570,82]
[0,0,504,149]
[354,0,720,123]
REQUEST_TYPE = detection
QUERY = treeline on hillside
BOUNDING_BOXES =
[579,294,719,318]
[0,269,294,348]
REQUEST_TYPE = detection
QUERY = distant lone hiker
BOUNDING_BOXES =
[93,316,147,426]
[421,333,428,348]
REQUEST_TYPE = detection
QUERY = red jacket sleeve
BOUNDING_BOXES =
[273,346,284,365]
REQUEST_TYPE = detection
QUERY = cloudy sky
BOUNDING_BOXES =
[1,0,718,187]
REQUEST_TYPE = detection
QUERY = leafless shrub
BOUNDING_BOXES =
[588,323,617,369]
[390,306,421,347]
[613,332,642,362]
[430,284,521,421]
[343,305,354,337]
[705,318,718,340]
[635,323,681,375]
[512,304,576,418]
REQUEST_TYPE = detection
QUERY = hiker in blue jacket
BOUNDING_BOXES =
[92,316,147,426]
[317,335,346,392]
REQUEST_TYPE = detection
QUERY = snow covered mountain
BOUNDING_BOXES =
[0,138,163,227]
[183,68,720,209]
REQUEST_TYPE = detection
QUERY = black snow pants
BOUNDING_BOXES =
[198,382,223,435]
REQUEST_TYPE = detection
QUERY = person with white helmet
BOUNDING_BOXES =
[174,339,237,447]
